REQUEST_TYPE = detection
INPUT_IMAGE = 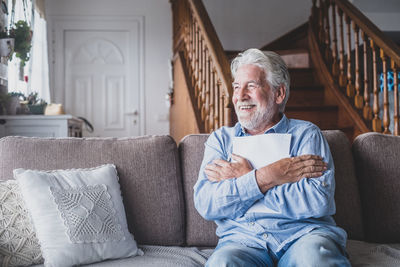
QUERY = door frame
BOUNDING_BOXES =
[48,15,145,135]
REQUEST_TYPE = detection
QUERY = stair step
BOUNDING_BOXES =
[274,49,310,69]
[287,86,325,107]
[226,49,310,69]
[285,105,338,129]
[289,68,320,87]
[225,50,240,62]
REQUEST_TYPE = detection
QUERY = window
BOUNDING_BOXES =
[7,0,50,103]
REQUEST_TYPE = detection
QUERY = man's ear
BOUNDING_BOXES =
[275,85,286,105]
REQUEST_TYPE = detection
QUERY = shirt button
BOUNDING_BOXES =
[322,182,327,187]
[250,222,255,226]
[263,233,268,239]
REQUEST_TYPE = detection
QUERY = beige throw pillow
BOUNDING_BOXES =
[14,164,143,267]
[0,180,43,266]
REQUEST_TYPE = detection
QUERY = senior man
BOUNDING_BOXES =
[194,48,350,266]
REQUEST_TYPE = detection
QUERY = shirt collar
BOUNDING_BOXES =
[236,113,289,136]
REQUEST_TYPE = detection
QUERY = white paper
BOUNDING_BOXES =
[232,133,291,214]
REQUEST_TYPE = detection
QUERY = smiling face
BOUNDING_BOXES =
[232,64,282,135]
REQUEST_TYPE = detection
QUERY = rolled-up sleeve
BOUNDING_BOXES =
[194,132,264,221]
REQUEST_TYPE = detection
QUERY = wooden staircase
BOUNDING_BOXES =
[170,0,400,143]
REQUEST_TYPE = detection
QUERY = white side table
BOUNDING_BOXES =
[0,115,83,138]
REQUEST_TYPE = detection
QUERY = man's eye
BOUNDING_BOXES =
[248,83,256,89]
[233,85,240,90]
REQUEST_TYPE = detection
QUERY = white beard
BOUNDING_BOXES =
[235,95,276,132]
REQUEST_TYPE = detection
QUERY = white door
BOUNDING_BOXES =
[53,17,144,137]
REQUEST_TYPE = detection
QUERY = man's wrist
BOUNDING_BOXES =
[255,166,276,193]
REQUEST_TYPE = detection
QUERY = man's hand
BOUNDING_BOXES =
[205,154,253,182]
[256,154,327,193]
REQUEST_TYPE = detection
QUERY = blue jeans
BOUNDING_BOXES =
[205,232,351,267]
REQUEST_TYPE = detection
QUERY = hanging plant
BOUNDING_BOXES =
[9,20,32,66]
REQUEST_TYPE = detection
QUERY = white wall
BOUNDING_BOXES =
[203,0,312,51]
[46,0,172,135]
[352,0,400,31]
[203,0,400,51]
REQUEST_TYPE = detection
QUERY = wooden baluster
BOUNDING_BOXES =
[380,49,391,134]
[224,94,232,126]
[371,40,382,132]
[182,0,187,46]
[196,26,201,104]
[183,6,188,53]
[392,60,399,135]
[203,47,209,130]
[191,16,196,84]
[353,22,363,108]
[345,15,355,97]
[196,27,202,110]
[214,68,219,129]
[185,4,190,54]
[187,13,193,79]
[190,14,195,80]
[209,57,214,131]
[220,88,227,127]
[202,39,207,121]
[185,2,190,49]
[311,0,317,25]
[197,37,206,122]
[331,0,339,76]
[338,8,346,87]
[199,37,205,121]
[362,31,372,120]
[318,0,325,44]
[193,22,197,97]
[218,80,224,128]
[324,0,331,61]
[203,48,209,132]
[191,21,197,95]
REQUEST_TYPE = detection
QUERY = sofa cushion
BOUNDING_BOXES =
[352,132,400,243]
[322,130,364,240]
[179,130,365,246]
[0,180,43,266]
[87,246,212,267]
[31,246,213,267]
[178,134,218,247]
[14,164,142,267]
[0,136,185,246]
[347,240,400,267]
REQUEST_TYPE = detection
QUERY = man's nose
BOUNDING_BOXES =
[236,85,249,100]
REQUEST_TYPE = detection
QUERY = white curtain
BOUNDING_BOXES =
[28,6,50,103]
[7,0,50,103]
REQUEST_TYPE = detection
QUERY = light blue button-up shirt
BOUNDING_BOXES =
[193,114,347,256]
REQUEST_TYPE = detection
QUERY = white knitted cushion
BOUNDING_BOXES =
[0,180,43,266]
[14,164,143,267]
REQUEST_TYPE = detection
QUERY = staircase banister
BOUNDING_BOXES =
[188,0,233,103]
[334,0,400,65]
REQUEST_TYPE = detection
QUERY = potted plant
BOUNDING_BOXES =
[10,20,32,67]
[0,20,32,66]
[0,92,24,115]
[24,92,47,114]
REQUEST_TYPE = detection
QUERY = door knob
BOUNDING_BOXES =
[125,110,138,116]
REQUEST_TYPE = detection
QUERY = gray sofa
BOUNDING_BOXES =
[0,130,399,266]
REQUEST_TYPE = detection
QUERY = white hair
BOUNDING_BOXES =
[230,48,290,112]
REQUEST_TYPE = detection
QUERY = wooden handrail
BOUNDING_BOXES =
[171,0,234,132]
[311,0,400,135]
[188,0,232,92]
[334,0,400,66]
